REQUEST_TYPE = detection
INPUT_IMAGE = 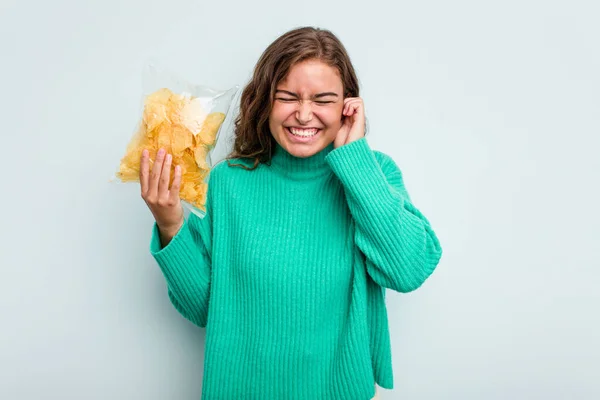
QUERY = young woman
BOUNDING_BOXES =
[140,26,443,400]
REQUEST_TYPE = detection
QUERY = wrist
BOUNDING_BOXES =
[158,219,184,240]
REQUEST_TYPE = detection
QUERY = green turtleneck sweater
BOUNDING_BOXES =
[149,137,443,399]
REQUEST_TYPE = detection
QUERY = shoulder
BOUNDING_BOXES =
[351,137,401,174]
[211,156,254,174]
[372,149,393,165]
[372,149,402,177]
[206,156,257,187]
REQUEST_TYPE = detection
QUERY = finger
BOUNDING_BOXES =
[169,165,182,203]
[139,149,149,194]
[352,102,365,123]
[345,102,354,115]
[158,153,172,197]
[342,98,353,113]
[344,99,361,115]
[344,102,355,116]
[343,102,352,116]
[343,98,353,113]
[348,100,364,116]
[148,148,166,198]
[334,123,350,148]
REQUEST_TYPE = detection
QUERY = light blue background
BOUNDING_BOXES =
[1,0,598,398]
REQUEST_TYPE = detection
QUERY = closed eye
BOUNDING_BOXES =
[275,98,334,104]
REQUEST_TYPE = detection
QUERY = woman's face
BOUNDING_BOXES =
[268,59,345,158]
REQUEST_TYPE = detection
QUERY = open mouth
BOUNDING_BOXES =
[286,127,321,139]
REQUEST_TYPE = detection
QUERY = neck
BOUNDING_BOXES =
[269,141,335,180]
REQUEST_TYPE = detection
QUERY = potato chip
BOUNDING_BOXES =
[116,87,226,212]
[196,112,226,146]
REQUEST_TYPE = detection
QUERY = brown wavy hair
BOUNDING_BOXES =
[225,26,361,170]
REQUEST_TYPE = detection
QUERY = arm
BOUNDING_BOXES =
[325,137,443,293]
[149,191,213,327]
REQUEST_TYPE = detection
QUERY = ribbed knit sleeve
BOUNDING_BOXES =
[149,197,213,327]
[325,137,442,293]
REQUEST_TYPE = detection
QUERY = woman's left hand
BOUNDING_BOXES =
[334,97,365,149]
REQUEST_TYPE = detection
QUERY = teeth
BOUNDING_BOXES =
[289,127,319,137]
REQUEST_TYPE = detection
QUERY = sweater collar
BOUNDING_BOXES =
[269,141,335,180]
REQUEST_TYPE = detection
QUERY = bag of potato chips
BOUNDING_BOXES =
[114,62,239,218]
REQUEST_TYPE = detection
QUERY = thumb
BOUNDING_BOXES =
[335,118,351,147]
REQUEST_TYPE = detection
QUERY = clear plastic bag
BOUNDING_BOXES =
[113,62,239,218]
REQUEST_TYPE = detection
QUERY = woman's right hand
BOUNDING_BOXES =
[140,148,184,242]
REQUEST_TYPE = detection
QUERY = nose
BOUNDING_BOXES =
[295,101,313,125]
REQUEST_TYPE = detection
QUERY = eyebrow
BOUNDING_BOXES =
[275,90,339,99]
